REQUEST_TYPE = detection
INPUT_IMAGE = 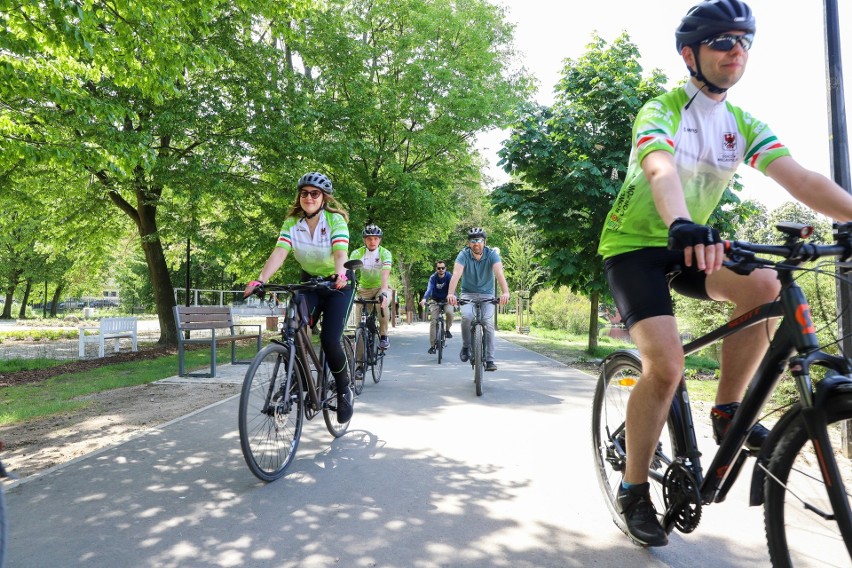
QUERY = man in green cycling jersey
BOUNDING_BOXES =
[598,0,852,547]
[350,224,393,350]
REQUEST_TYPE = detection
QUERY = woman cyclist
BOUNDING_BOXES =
[244,172,355,423]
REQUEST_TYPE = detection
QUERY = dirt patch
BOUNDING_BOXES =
[0,347,240,481]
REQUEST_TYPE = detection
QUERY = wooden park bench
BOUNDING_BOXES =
[78,317,138,358]
[173,306,262,378]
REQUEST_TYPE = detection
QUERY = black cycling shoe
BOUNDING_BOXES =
[711,403,770,451]
[617,482,668,547]
[460,347,470,362]
[485,360,497,371]
[337,386,353,423]
[428,346,436,354]
[445,330,452,339]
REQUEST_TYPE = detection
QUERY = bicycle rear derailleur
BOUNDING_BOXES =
[662,459,702,534]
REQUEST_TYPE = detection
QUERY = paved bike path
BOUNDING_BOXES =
[6,323,771,567]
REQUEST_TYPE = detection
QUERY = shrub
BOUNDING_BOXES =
[531,287,589,335]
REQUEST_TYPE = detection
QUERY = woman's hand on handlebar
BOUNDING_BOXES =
[333,272,348,290]
[244,280,265,299]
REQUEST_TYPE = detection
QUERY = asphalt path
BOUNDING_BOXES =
[5,322,773,567]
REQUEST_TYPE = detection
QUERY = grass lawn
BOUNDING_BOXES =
[0,343,258,426]
[498,325,721,403]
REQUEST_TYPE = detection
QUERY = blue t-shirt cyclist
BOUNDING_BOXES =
[446,228,510,371]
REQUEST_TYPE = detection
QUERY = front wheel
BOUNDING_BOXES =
[239,344,304,482]
[352,329,366,395]
[436,319,444,365]
[473,324,484,396]
[764,393,852,567]
[591,352,676,542]
[0,474,6,568]
[322,350,351,438]
[371,331,383,383]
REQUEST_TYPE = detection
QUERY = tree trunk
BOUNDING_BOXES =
[18,279,32,319]
[51,284,63,318]
[397,256,415,322]
[587,290,599,354]
[101,169,178,346]
[136,195,177,346]
[2,268,21,319]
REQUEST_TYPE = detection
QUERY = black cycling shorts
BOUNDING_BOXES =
[604,247,711,329]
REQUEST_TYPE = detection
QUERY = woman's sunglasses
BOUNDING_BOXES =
[701,33,753,52]
[299,189,323,200]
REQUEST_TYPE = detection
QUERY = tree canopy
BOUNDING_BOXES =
[0,0,530,342]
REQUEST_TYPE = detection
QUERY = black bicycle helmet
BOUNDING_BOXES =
[362,224,383,237]
[468,227,486,239]
[297,172,333,194]
[676,0,755,52]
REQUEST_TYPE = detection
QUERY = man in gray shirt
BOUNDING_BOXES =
[447,228,510,371]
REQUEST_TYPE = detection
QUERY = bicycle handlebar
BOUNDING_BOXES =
[722,221,852,276]
[456,297,500,306]
[249,278,336,300]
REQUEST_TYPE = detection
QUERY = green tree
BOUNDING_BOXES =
[501,229,548,294]
[252,0,532,309]
[492,33,667,352]
[1,1,311,342]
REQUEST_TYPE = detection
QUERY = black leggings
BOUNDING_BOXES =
[604,247,711,329]
[302,282,354,391]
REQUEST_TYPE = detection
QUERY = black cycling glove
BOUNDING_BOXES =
[667,218,720,250]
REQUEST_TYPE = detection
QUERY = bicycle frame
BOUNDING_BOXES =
[636,264,852,544]
[271,290,331,416]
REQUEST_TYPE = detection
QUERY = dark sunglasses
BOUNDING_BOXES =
[299,189,323,200]
[701,33,753,52]
[436,267,446,271]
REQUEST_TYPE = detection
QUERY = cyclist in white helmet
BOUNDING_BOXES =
[349,224,393,350]
[245,172,355,423]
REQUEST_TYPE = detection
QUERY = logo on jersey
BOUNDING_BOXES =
[321,227,326,236]
[722,132,736,151]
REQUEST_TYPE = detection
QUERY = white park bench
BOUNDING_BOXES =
[78,317,139,358]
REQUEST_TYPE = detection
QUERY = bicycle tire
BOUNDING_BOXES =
[238,343,304,482]
[764,392,852,567]
[352,328,367,395]
[322,350,351,438]
[0,479,6,568]
[591,352,676,542]
[436,318,444,365]
[371,330,383,383]
[342,334,355,388]
[473,324,484,396]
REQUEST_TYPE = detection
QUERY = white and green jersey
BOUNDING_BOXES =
[350,245,392,289]
[598,81,791,259]
[275,210,350,277]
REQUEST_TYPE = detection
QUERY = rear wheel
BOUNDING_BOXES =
[239,344,304,482]
[473,324,484,396]
[764,393,852,567]
[591,352,676,542]
[352,329,366,395]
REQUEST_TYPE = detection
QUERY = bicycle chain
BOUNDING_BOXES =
[662,459,703,533]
